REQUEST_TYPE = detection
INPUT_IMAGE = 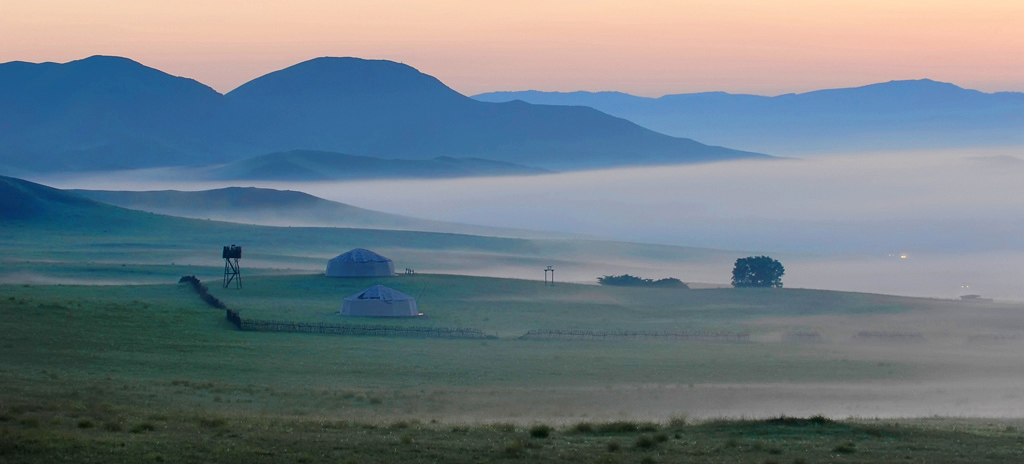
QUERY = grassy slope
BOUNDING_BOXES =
[1,175,732,284]
[71,186,568,239]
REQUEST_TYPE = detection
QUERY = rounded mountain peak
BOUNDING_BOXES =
[227,57,465,101]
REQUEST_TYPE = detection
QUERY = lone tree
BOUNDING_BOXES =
[731,256,785,288]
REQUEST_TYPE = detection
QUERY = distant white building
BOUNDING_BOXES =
[341,285,420,317]
[325,248,395,277]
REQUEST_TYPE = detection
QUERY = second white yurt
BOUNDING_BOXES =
[341,284,420,317]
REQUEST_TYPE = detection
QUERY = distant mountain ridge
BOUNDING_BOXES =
[0,56,766,174]
[71,185,569,238]
[474,80,1024,154]
[205,150,549,181]
[0,56,226,171]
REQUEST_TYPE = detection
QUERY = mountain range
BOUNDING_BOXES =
[474,80,1024,154]
[0,56,765,174]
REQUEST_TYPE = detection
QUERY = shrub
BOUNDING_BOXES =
[809,415,833,425]
[597,274,689,288]
[77,419,95,429]
[640,456,657,464]
[635,435,657,449]
[654,433,669,443]
[572,422,595,433]
[597,421,642,433]
[529,424,552,438]
[668,415,688,428]
[606,441,621,452]
[832,442,856,454]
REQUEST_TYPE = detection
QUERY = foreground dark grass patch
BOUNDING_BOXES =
[0,405,1022,464]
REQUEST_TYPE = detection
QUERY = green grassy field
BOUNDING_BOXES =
[5,178,1024,462]
[3,272,1023,417]
[2,276,1024,462]
[224,273,920,336]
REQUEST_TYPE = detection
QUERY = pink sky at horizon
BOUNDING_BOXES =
[2,0,1022,97]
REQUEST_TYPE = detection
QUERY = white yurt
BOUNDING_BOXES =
[341,285,420,317]
[325,248,395,277]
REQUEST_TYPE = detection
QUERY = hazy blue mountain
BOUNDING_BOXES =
[0,56,229,171]
[71,186,566,238]
[0,175,188,234]
[474,80,1024,154]
[0,56,767,174]
[222,57,766,169]
[204,150,550,181]
[0,174,108,221]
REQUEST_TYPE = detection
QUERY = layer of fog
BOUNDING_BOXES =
[39,147,1024,300]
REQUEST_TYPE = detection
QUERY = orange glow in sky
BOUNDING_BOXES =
[1,0,1022,96]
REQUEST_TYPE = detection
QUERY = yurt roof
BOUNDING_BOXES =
[345,284,413,302]
[330,248,391,263]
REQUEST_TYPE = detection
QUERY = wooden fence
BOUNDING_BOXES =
[187,276,746,342]
[518,329,749,342]
[178,275,226,309]
[180,276,496,339]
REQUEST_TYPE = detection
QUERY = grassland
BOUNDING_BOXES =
[3,276,1024,462]
[6,270,1024,458]
[4,179,1024,462]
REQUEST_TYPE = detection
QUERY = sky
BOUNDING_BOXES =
[2,0,1022,96]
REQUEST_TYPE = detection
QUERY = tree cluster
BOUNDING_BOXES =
[731,256,785,288]
[597,274,689,288]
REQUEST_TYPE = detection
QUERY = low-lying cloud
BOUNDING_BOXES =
[38,147,1024,299]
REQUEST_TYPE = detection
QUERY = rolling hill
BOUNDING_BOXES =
[474,80,1024,154]
[1,175,741,284]
[0,56,768,174]
[204,150,550,181]
[71,185,567,238]
[0,173,142,222]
